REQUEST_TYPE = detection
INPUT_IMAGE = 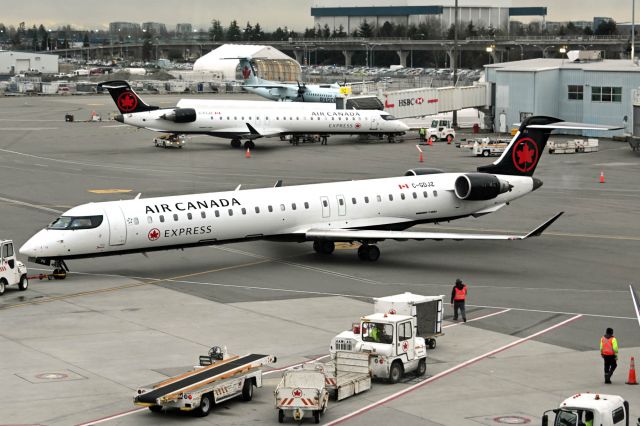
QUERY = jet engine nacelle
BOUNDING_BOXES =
[404,168,444,176]
[161,108,197,123]
[454,173,511,201]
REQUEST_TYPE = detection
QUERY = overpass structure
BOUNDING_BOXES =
[47,35,629,67]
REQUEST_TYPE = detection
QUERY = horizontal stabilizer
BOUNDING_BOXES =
[305,212,563,242]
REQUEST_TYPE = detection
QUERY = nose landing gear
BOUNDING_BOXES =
[51,260,69,280]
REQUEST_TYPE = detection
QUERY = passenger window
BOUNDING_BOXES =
[423,191,428,198]
[377,195,382,202]
[187,213,192,220]
[201,211,206,219]
[413,192,417,199]
[147,216,153,223]
[228,209,233,216]
[241,208,247,215]
[364,196,369,203]
[339,198,344,206]
[401,193,406,200]
[352,197,356,204]
[433,190,438,197]
[304,202,309,209]
[280,204,285,211]
[388,194,393,201]
[159,215,165,223]
[255,206,260,213]
[215,210,220,217]
[268,205,273,212]
[134,217,139,225]
[292,203,296,210]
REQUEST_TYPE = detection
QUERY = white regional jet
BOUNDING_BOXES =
[20,116,619,279]
[99,81,407,149]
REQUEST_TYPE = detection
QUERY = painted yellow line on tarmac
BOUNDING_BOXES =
[88,189,133,194]
[0,258,272,311]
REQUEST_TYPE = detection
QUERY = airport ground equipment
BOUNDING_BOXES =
[548,138,599,154]
[331,312,427,383]
[153,134,185,149]
[542,393,630,426]
[629,137,640,152]
[426,119,456,144]
[0,240,28,296]
[373,292,444,349]
[458,137,509,157]
[275,366,329,423]
[134,346,276,417]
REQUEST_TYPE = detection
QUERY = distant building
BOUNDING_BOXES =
[0,51,58,75]
[193,44,300,81]
[176,23,193,34]
[311,0,547,34]
[485,57,639,136]
[593,17,613,31]
[142,22,167,35]
[109,22,141,35]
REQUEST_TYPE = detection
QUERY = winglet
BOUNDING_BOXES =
[524,211,564,239]
[246,123,261,136]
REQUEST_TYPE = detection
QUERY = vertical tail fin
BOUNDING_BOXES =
[477,116,562,176]
[237,57,260,84]
[97,80,158,114]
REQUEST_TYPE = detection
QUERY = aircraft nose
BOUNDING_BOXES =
[115,114,124,123]
[19,229,47,258]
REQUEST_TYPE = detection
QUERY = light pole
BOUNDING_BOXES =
[632,0,636,61]
[452,0,459,127]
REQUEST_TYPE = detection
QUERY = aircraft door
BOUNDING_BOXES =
[499,113,507,133]
[369,117,379,131]
[103,205,127,246]
[320,196,331,218]
[336,195,346,216]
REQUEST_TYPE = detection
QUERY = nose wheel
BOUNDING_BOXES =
[51,260,69,280]
[357,244,380,261]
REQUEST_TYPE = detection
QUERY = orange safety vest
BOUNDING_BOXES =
[601,336,615,356]
[454,285,467,301]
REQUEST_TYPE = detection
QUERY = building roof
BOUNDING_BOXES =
[485,58,640,73]
[193,44,296,79]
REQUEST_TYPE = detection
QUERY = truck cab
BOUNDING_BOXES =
[426,119,455,144]
[0,240,28,295]
[542,393,629,426]
[331,313,427,383]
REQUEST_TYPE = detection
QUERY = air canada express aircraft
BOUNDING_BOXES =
[99,81,407,149]
[20,116,619,279]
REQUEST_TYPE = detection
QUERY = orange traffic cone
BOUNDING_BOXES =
[626,357,638,385]
[427,137,433,146]
[245,148,251,158]
[419,151,424,163]
[599,170,605,184]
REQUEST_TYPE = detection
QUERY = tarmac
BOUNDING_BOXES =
[0,92,639,425]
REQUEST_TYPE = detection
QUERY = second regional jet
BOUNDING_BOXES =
[99,81,407,149]
[20,116,619,278]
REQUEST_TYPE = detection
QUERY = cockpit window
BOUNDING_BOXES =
[48,215,103,230]
[381,114,397,121]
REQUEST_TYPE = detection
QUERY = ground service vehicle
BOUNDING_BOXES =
[426,119,456,144]
[134,346,275,417]
[331,312,427,383]
[373,292,444,349]
[542,393,630,426]
[275,367,329,423]
[0,240,28,296]
[468,138,509,157]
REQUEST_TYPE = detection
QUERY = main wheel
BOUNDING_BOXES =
[320,241,335,255]
[278,409,284,423]
[148,405,163,413]
[244,140,255,150]
[367,245,380,261]
[241,378,253,401]
[0,279,6,296]
[389,361,403,383]
[194,393,213,417]
[357,244,369,261]
[417,358,427,376]
[313,241,321,253]
[314,410,320,424]
[230,139,241,149]
[18,275,28,291]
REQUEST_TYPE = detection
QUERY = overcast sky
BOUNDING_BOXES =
[0,1,633,31]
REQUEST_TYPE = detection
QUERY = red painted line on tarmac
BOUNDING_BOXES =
[325,314,583,425]
[75,407,146,426]
[443,308,511,329]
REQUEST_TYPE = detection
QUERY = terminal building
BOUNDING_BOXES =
[311,0,546,34]
[484,54,640,136]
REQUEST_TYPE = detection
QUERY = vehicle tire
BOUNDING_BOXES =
[194,393,213,417]
[447,134,453,144]
[241,378,253,401]
[148,405,163,413]
[367,245,380,262]
[0,279,6,296]
[482,150,490,157]
[18,275,28,291]
[278,409,284,423]
[389,361,403,384]
[428,338,437,349]
[417,358,427,376]
[314,410,320,424]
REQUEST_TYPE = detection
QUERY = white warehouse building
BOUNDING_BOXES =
[311,0,547,34]
[0,51,59,75]
[484,56,640,136]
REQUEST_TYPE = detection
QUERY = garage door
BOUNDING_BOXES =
[15,59,30,73]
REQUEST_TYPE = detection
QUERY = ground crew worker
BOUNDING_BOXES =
[419,127,425,141]
[451,278,467,322]
[600,327,618,384]
[370,324,380,342]
[584,411,593,426]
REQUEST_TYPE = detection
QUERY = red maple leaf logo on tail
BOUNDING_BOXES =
[512,138,539,173]
[242,66,251,79]
[117,91,138,112]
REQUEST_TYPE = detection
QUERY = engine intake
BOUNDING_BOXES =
[161,108,197,123]
[404,168,444,176]
[454,173,511,201]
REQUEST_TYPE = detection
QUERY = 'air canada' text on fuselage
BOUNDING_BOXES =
[145,198,241,214]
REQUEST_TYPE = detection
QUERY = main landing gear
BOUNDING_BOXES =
[312,241,381,261]
[230,139,255,150]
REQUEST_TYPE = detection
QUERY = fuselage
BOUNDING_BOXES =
[20,173,534,261]
[244,85,340,103]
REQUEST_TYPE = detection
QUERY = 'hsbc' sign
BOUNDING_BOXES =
[398,97,424,107]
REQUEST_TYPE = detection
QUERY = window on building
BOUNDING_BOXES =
[592,86,622,102]
[568,85,583,100]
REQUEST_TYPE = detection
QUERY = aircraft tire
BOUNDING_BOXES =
[367,245,380,261]
[230,139,241,149]
[357,244,369,261]
[320,241,335,255]
[244,140,255,150]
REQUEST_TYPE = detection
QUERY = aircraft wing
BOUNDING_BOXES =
[244,84,291,90]
[305,212,563,242]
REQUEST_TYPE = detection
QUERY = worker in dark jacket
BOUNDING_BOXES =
[451,278,468,322]
[600,327,619,384]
